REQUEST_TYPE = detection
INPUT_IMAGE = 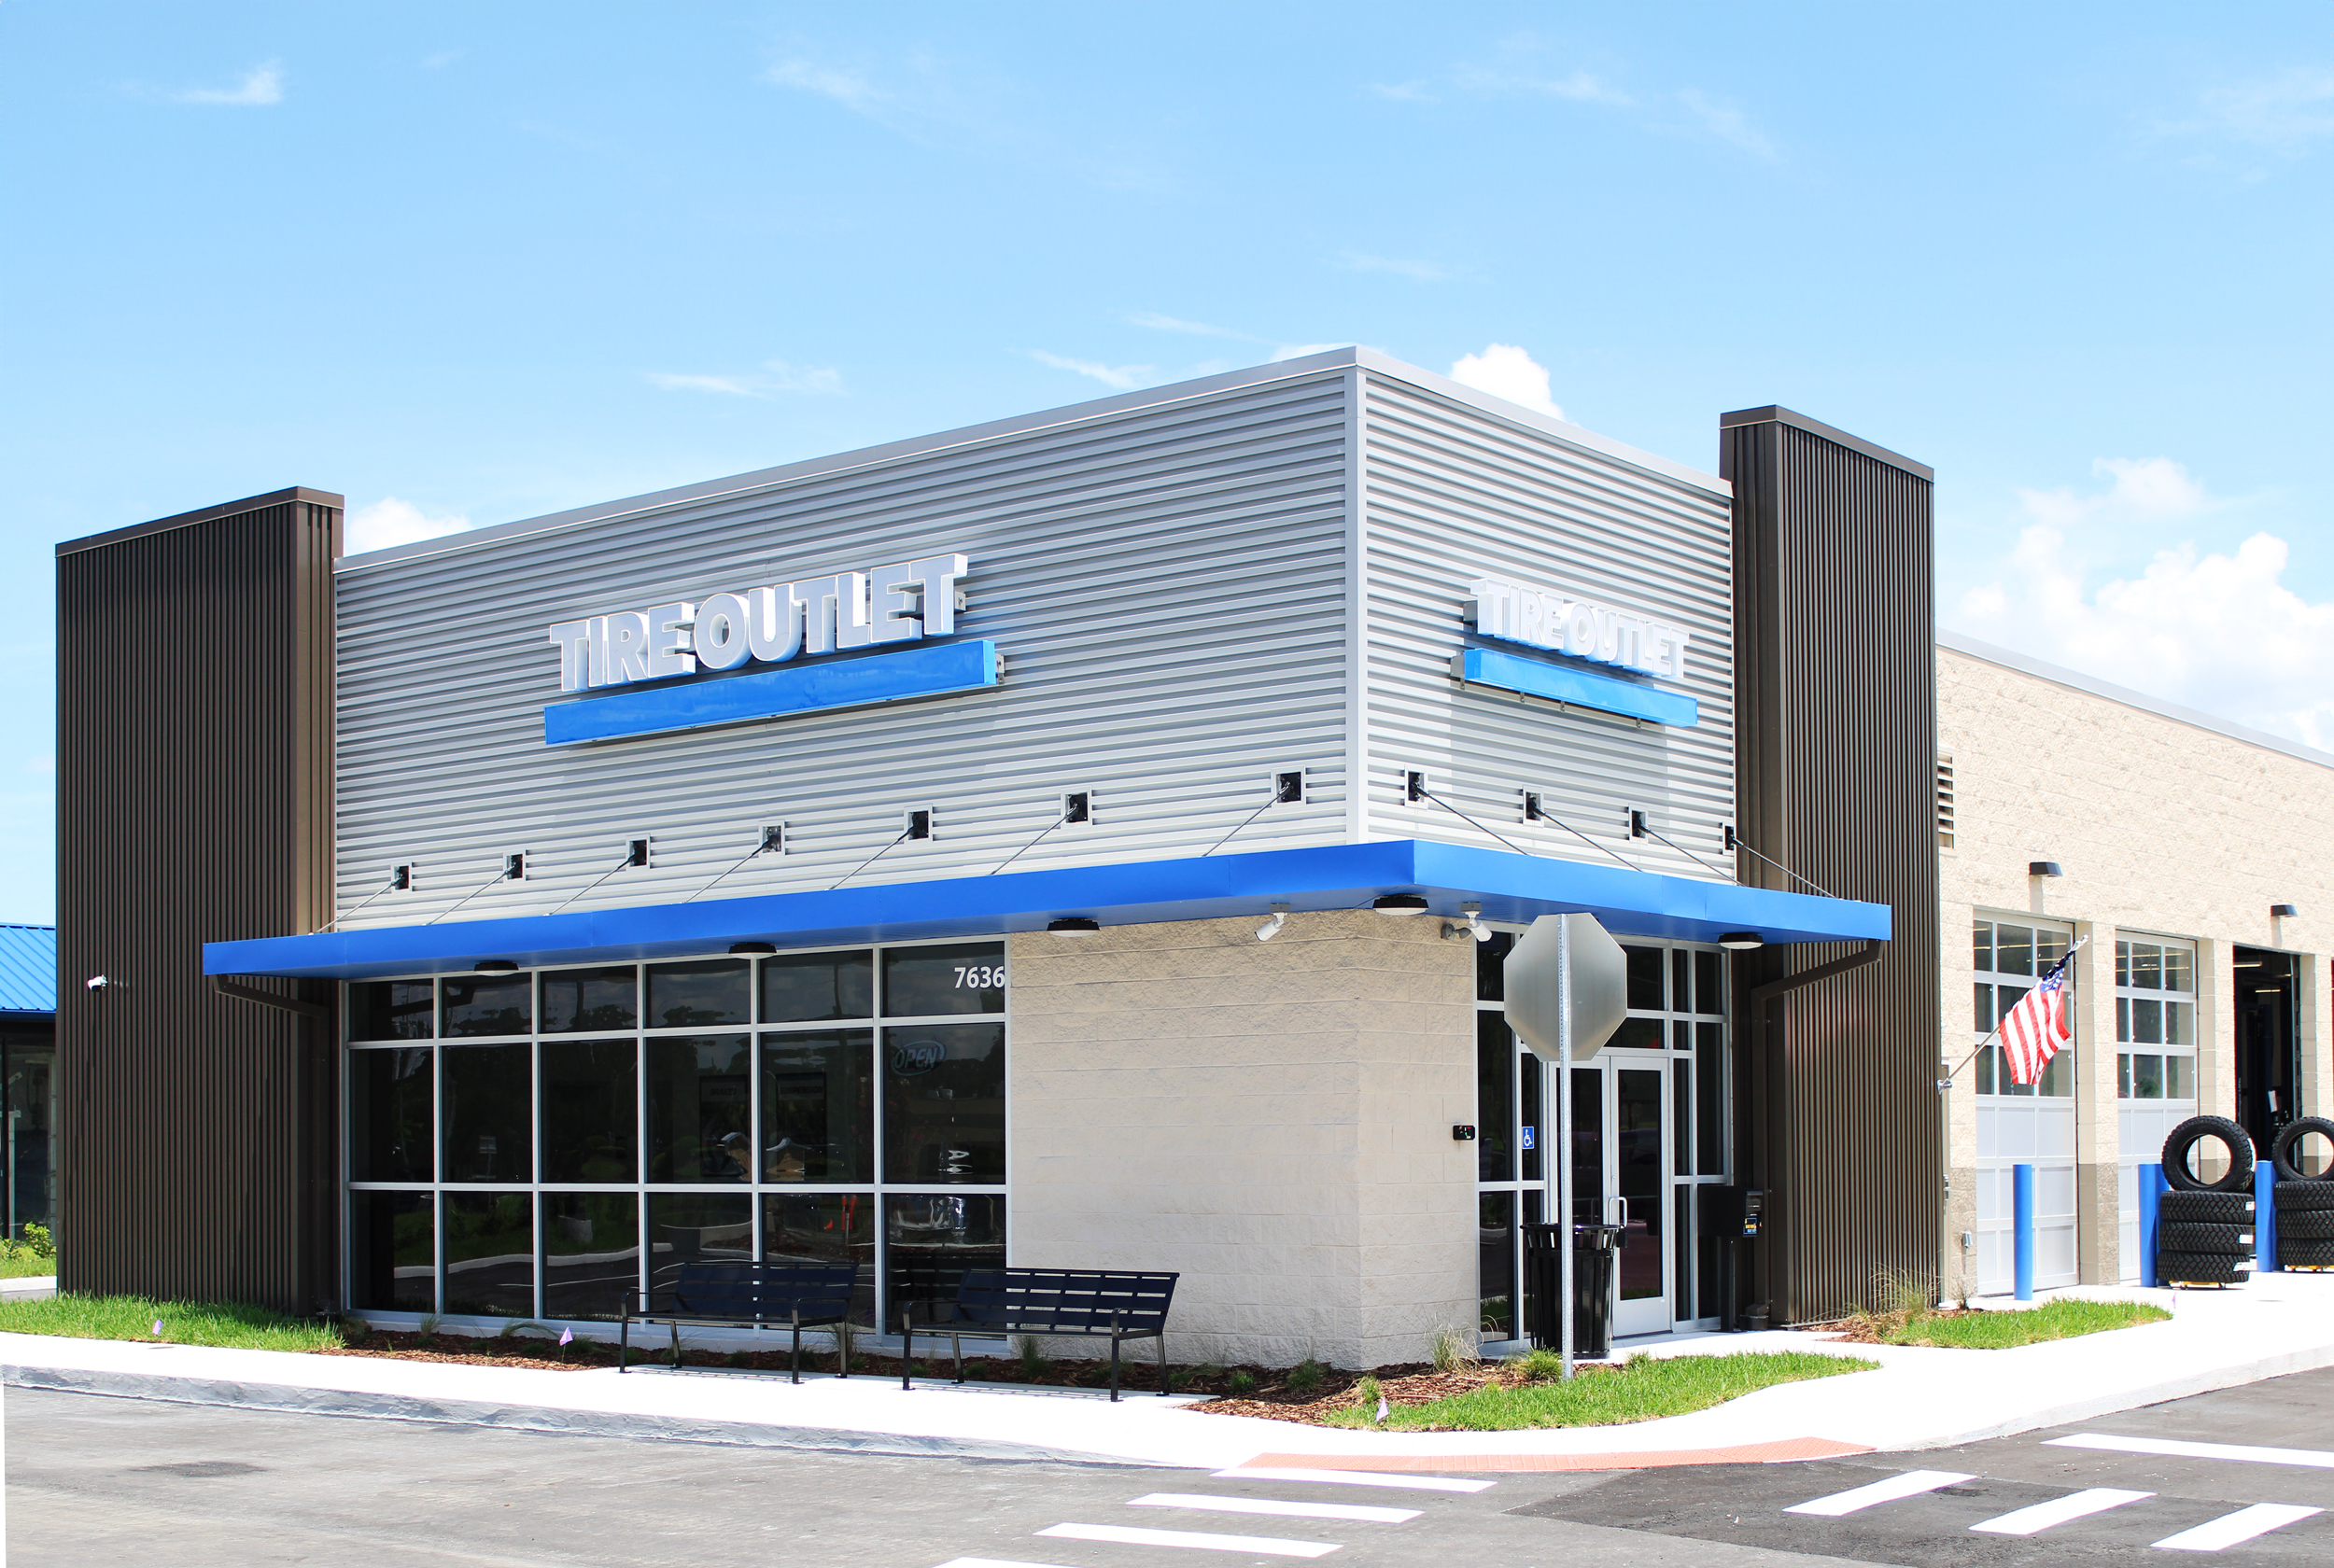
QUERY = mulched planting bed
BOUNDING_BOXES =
[1188,1362,1617,1425]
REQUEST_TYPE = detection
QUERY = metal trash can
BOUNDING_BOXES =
[1522,1222,1626,1358]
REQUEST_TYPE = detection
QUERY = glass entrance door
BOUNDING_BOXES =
[1566,1055,1671,1337]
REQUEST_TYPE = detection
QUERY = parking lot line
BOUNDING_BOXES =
[1215,1467,1496,1493]
[1039,1521,1341,1557]
[2048,1434,2334,1471]
[2152,1504,2324,1552]
[1784,1469,1976,1517]
[1968,1489,2153,1535]
[1129,1492,1418,1523]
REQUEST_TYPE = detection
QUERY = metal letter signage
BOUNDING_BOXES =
[546,553,971,693]
[1464,576,1692,681]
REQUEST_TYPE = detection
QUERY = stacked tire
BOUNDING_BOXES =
[2158,1116,2257,1286]
[2271,1117,2334,1272]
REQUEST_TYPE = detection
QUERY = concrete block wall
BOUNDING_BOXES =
[1005,909,1475,1369]
[1938,640,2334,1289]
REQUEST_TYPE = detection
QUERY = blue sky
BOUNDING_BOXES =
[3,3,2331,922]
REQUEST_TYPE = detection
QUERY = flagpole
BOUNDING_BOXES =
[1940,937,2087,1085]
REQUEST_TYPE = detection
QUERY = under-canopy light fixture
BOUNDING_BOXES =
[1718,931,1765,952]
[1047,917,1101,934]
[1372,893,1429,916]
[2257,985,2286,994]
[474,959,519,973]
[2029,861,2064,878]
[1255,903,1289,943]
[1443,901,1491,944]
[729,941,777,957]
[2272,903,2300,918]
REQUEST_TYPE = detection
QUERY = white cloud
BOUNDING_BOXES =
[1448,343,1565,420]
[1125,313,1258,342]
[1335,252,1455,283]
[766,58,887,116]
[1954,457,2334,749]
[1028,350,1153,390]
[172,61,283,106]
[423,50,462,70]
[2017,456,2212,529]
[346,497,475,553]
[2198,64,2334,151]
[23,757,52,777]
[1365,81,1438,104]
[644,360,842,398]
[1449,65,1633,106]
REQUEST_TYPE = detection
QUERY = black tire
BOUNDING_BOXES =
[2156,1250,2250,1284]
[2162,1116,2256,1192]
[2160,1190,2255,1224]
[2279,1239,2334,1268]
[2275,1180,2334,1211]
[2275,1209,2334,1240]
[2159,1222,2254,1254]
[2271,1117,2334,1183]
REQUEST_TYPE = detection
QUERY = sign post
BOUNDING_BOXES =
[1503,912,1628,1379]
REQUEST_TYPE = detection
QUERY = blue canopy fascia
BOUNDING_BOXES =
[204,838,1890,982]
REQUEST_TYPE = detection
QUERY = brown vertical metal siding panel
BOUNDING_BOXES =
[1724,416,1941,1324]
[55,492,340,1312]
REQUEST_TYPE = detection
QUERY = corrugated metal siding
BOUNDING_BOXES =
[1726,414,1941,1324]
[1361,375,1736,880]
[333,372,1356,926]
[0,925,56,1015]
[56,493,340,1310]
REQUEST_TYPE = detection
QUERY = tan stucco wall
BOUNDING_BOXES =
[1006,909,1476,1369]
[1939,644,2334,1286]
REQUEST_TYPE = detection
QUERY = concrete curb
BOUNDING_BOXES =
[4,1364,1156,1469]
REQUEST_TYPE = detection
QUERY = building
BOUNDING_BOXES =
[1937,632,2334,1295]
[0,924,56,1242]
[57,349,1950,1363]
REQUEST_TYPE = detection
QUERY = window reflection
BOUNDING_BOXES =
[882,1024,1004,1183]
[541,967,636,1033]
[443,973,530,1038]
[541,1192,637,1321]
[442,1043,530,1183]
[760,1032,874,1183]
[882,944,1004,1016]
[646,959,750,1029]
[444,1192,533,1318]
[646,1035,751,1183]
[761,950,874,1023]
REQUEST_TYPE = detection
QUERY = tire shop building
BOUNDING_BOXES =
[1936,630,2334,1294]
[56,348,1947,1365]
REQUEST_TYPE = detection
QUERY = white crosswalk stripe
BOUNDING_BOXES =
[2153,1503,2325,1552]
[1215,1466,1497,1493]
[935,1559,1095,1568]
[1785,1469,1976,1517]
[1969,1488,2154,1535]
[1130,1491,1418,1523]
[2048,1433,2334,1471]
[1039,1521,1340,1557]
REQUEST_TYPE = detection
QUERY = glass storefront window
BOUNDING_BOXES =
[882,944,1005,1016]
[443,1192,533,1317]
[2115,935,2197,1101]
[540,1040,638,1183]
[442,1043,530,1183]
[646,1035,751,1183]
[541,1192,638,1321]
[350,1047,433,1183]
[349,980,433,1042]
[349,940,1006,1328]
[760,1031,874,1183]
[882,1023,1005,1183]
[882,1193,1004,1328]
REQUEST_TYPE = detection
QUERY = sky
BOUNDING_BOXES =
[3,3,2331,924]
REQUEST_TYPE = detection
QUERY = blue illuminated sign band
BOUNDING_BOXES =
[1456,646,1697,728]
[544,638,999,746]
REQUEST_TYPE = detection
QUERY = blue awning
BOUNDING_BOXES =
[204,839,1890,981]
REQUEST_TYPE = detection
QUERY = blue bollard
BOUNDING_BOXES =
[2257,1158,2277,1277]
[2138,1162,2165,1288]
[2014,1162,2035,1301]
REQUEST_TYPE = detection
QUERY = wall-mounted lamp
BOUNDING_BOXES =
[1718,931,1765,952]
[1047,917,1101,934]
[2029,861,2064,878]
[1255,903,1289,943]
[729,941,777,957]
[2272,903,2300,919]
[474,959,519,973]
[1443,901,1490,943]
[1371,893,1429,916]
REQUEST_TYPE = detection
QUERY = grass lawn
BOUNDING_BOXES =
[0,1293,343,1352]
[1878,1298,2169,1349]
[1317,1351,1876,1433]
[0,1254,56,1280]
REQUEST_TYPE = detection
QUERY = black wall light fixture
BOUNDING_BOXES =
[729,941,777,956]
[474,959,519,973]
[2272,903,2300,918]
[2029,861,2063,878]
[1047,916,1101,934]
[1718,931,1765,952]
[1372,893,1429,916]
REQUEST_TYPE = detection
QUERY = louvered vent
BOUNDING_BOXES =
[1935,755,1956,850]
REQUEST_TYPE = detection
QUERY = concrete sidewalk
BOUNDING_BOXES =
[7,1272,2332,1472]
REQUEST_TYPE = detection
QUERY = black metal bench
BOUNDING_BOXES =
[620,1261,859,1383]
[900,1267,1178,1401]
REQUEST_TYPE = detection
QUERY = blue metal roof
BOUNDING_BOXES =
[205,840,1889,982]
[0,925,56,1015]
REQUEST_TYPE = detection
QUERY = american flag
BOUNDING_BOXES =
[2002,954,2074,1086]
